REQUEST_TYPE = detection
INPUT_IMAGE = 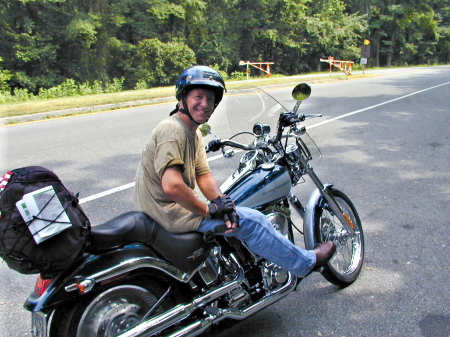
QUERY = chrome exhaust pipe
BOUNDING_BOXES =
[167,272,297,337]
[118,254,244,337]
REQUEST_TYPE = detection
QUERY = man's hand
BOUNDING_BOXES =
[207,139,222,152]
[208,195,239,233]
[208,195,235,219]
[223,211,240,233]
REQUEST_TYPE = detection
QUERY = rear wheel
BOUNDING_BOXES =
[51,281,169,337]
[314,188,364,287]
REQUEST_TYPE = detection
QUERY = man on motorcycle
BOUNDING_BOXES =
[134,65,336,277]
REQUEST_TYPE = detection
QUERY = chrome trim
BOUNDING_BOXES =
[117,254,297,337]
[303,184,356,250]
[65,256,193,293]
[303,188,322,250]
[118,254,245,337]
[221,152,256,193]
[167,272,297,337]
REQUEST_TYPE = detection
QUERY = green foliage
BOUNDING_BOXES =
[78,81,104,96]
[0,59,13,93]
[134,38,196,87]
[134,79,149,90]
[305,0,367,70]
[66,14,101,49]
[361,0,449,66]
[105,77,125,93]
[1,78,126,103]
[0,0,449,99]
[12,88,36,102]
[231,71,247,80]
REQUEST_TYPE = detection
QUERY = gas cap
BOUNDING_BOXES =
[261,163,275,170]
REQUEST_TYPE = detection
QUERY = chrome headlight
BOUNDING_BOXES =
[285,143,301,164]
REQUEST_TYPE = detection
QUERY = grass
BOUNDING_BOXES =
[0,72,373,120]
[0,87,175,118]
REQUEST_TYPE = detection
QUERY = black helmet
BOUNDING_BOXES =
[175,65,226,107]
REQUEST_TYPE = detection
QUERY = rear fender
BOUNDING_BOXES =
[24,243,191,312]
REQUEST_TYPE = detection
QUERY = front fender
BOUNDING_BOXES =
[303,184,333,250]
[24,243,189,312]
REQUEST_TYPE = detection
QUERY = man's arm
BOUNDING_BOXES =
[161,166,209,217]
[196,172,223,201]
[162,167,238,231]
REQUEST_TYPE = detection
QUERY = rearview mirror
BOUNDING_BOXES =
[292,83,311,101]
[200,123,211,137]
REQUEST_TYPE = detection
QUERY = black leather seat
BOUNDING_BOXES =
[89,211,212,272]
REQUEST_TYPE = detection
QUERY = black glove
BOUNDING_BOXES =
[208,195,235,219]
[207,139,222,152]
[223,211,240,227]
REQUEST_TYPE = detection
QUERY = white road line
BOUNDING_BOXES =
[78,154,226,204]
[79,81,450,204]
[79,182,135,204]
[307,81,450,129]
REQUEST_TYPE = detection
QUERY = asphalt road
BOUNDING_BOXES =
[0,66,449,337]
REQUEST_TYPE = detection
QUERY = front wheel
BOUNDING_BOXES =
[314,188,364,287]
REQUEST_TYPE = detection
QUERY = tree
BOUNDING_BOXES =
[0,0,67,92]
[305,0,367,71]
[0,58,13,93]
[133,38,196,87]
[436,5,450,63]
[0,0,448,97]
[352,0,446,67]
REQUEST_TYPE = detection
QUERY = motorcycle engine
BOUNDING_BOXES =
[261,207,291,290]
[285,143,304,185]
[197,246,222,287]
[264,207,290,237]
[262,262,289,290]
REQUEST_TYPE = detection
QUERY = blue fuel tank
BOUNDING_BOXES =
[225,165,291,208]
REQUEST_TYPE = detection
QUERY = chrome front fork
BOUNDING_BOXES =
[290,156,356,237]
[305,165,356,236]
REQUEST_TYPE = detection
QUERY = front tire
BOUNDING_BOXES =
[314,188,364,287]
[51,281,169,337]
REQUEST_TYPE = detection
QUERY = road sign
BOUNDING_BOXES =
[361,45,371,58]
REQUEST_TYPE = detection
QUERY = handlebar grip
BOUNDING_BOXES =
[287,114,305,124]
[207,139,223,152]
[304,114,323,120]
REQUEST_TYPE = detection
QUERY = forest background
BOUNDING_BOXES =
[1,0,449,106]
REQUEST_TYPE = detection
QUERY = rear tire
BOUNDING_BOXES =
[314,188,364,287]
[50,280,169,337]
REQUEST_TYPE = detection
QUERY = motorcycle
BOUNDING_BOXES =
[25,83,364,337]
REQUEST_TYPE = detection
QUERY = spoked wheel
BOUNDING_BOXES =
[315,188,364,287]
[51,282,169,337]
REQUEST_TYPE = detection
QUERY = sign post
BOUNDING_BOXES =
[360,39,371,74]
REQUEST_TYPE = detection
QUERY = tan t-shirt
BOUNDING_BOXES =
[134,114,211,233]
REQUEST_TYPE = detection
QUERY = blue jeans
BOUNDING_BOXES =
[198,206,316,277]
